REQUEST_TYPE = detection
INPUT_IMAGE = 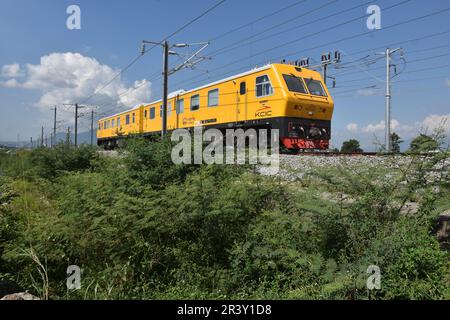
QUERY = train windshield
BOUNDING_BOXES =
[304,78,327,97]
[283,74,308,94]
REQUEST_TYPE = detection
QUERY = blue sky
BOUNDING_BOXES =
[1,0,450,150]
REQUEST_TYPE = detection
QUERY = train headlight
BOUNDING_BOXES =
[309,127,322,138]
[299,127,305,137]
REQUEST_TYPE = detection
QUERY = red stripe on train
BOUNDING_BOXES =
[281,138,329,150]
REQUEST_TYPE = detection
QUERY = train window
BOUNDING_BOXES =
[159,105,162,117]
[176,99,184,114]
[190,94,200,111]
[208,89,219,107]
[98,123,101,130]
[304,78,327,97]
[240,82,246,95]
[103,121,106,129]
[132,113,136,123]
[168,102,172,116]
[283,74,308,94]
[256,75,273,98]
[112,119,115,128]
[144,110,147,118]
[117,117,120,127]
[150,107,155,119]
[126,115,130,125]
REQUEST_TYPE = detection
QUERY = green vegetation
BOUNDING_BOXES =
[0,139,449,300]
[340,139,363,153]
[409,134,439,153]
[391,132,403,153]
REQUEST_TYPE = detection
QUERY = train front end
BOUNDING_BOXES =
[274,63,334,151]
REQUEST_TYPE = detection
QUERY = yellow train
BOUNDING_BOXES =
[97,63,334,150]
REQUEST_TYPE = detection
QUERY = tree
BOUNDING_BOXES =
[409,134,439,153]
[391,132,403,153]
[340,139,363,153]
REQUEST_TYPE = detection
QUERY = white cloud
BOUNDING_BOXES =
[0,53,152,118]
[118,79,152,108]
[420,114,450,133]
[336,114,450,152]
[362,120,387,133]
[0,79,19,88]
[356,87,381,97]
[346,123,358,132]
[352,115,449,139]
[361,119,415,134]
[1,63,21,78]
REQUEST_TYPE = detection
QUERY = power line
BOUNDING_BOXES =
[171,3,450,91]
[340,29,450,60]
[208,0,343,56]
[333,51,450,78]
[333,74,449,92]
[210,0,310,42]
[172,0,419,90]
[93,1,317,112]
[333,65,450,96]
[88,71,162,109]
[79,0,227,106]
[203,0,412,76]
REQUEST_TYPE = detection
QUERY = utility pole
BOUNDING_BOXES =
[30,137,33,149]
[41,126,44,147]
[52,106,57,147]
[321,51,340,86]
[386,49,392,153]
[141,40,209,138]
[63,103,85,147]
[91,109,94,146]
[162,41,169,137]
[75,104,79,147]
[378,47,402,153]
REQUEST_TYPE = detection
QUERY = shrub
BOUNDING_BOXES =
[29,144,98,179]
[0,138,448,300]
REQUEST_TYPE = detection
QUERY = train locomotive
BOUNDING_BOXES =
[97,63,334,150]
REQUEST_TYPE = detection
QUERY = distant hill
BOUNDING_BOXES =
[53,130,97,146]
[0,130,97,148]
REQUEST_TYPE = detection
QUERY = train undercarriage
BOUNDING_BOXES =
[98,117,331,152]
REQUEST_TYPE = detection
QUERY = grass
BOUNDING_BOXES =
[0,141,449,300]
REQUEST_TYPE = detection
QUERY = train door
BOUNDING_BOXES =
[239,81,247,121]
[143,107,148,132]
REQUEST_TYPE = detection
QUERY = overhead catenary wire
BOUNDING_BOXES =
[172,0,427,90]
[207,0,344,56]
[78,0,227,107]
[209,0,310,42]
[173,2,449,91]
[332,51,450,78]
[332,65,450,97]
[192,0,412,78]
[208,0,384,58]
[92,1,323,112]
